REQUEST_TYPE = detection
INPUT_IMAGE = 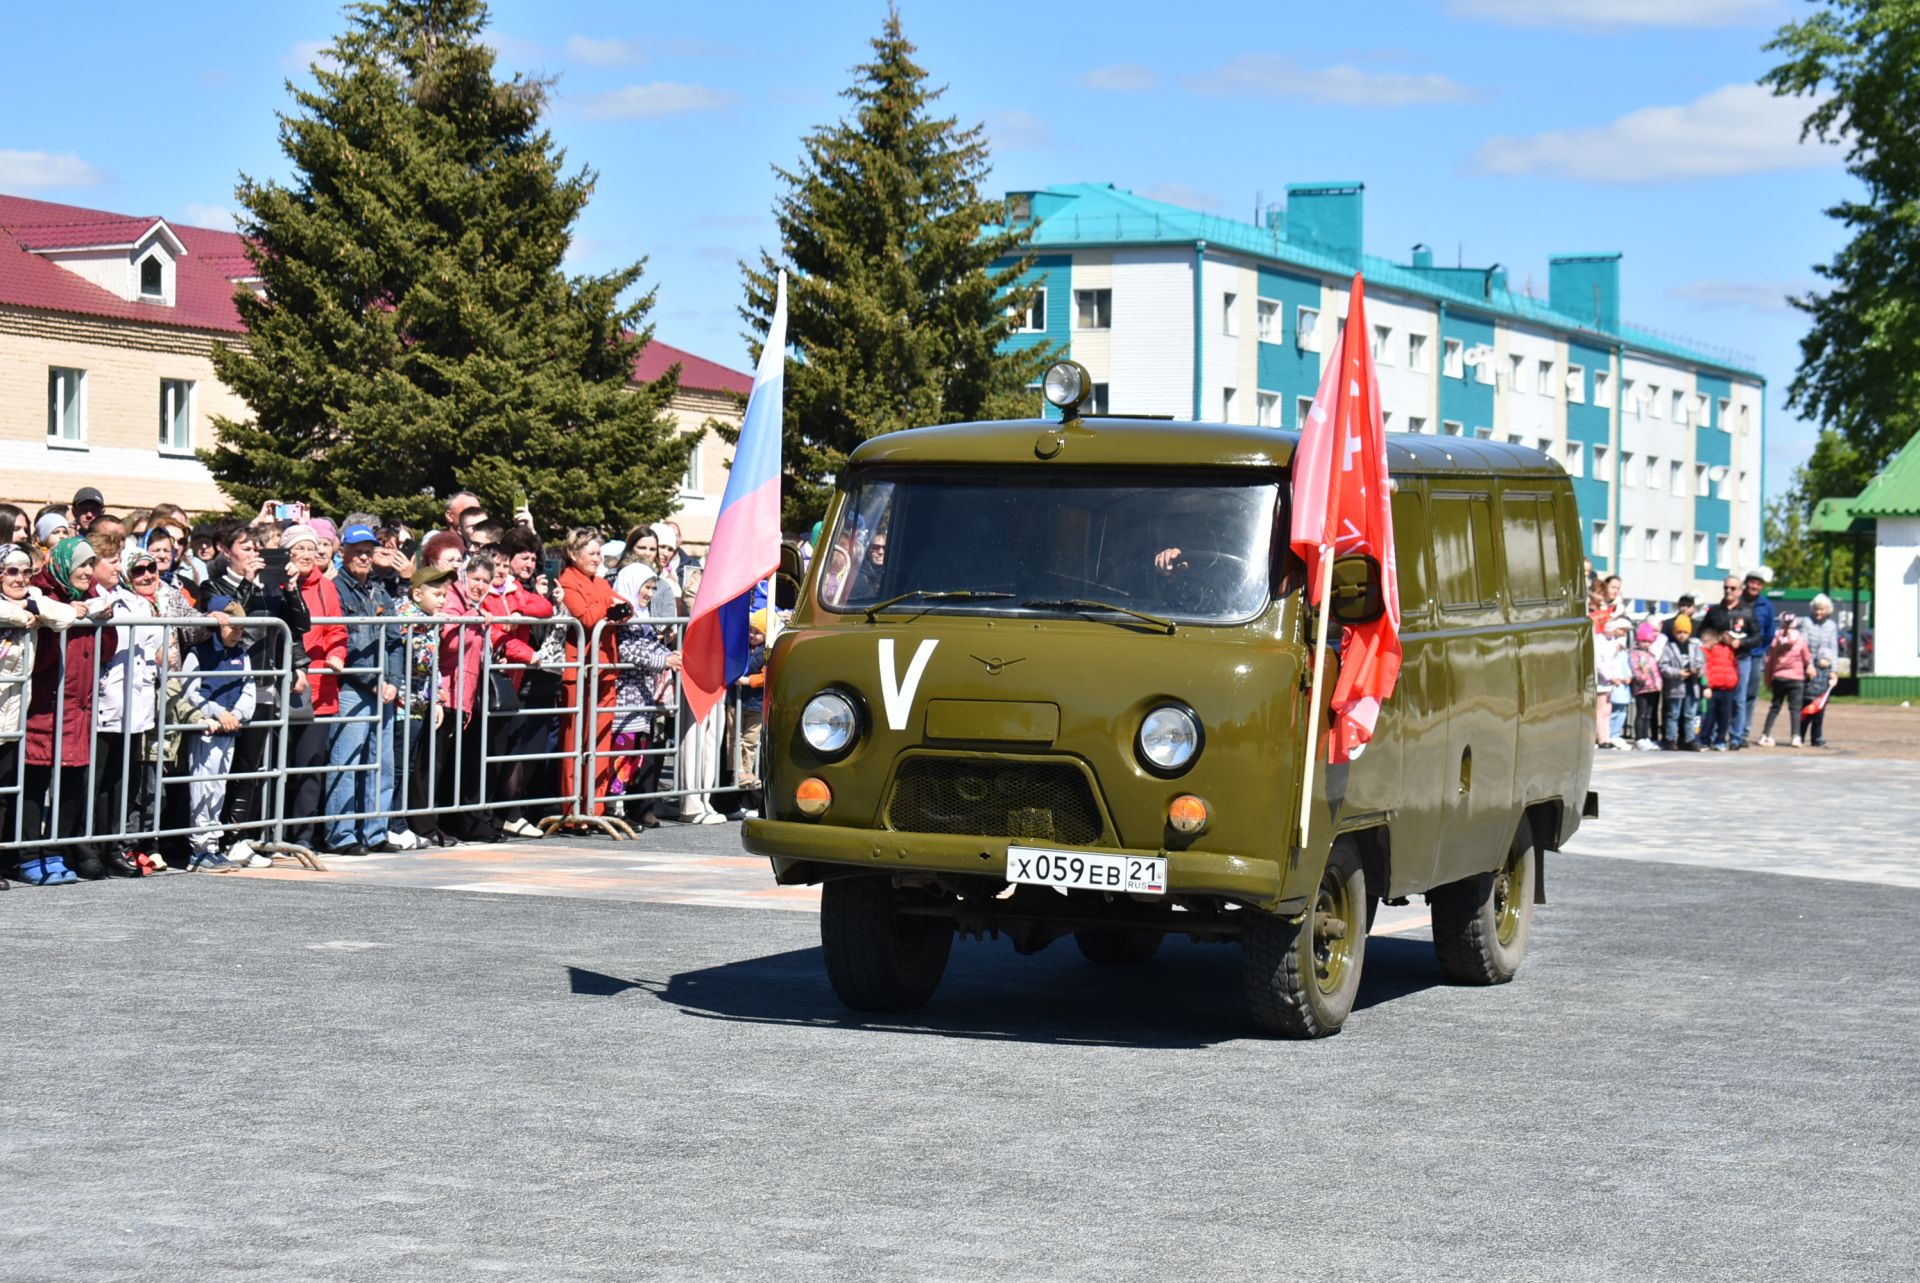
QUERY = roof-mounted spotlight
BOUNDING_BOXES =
[1042,360,1093,419]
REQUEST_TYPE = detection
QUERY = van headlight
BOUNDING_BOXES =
[800,690,859,757]
[1138,704,1202,775]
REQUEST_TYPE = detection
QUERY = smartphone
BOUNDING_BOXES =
[513,486,529,512]
[272,501,305,521]
[260,546,290,589]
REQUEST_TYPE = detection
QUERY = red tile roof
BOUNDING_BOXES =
[0,191,751,393]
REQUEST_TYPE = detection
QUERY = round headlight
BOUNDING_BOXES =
[1138,705,1202,774]
[800,690,859,757]
[1042,361,1089,409]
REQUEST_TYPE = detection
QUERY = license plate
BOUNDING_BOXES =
[1006,846,1167,896]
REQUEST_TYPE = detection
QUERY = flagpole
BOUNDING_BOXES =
[1294,546,1337,862]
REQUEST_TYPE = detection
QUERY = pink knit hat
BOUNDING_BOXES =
[1636,621,1657,643]
[309,517,339,543]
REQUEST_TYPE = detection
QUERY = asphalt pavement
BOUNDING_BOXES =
[3,755,1918,1282]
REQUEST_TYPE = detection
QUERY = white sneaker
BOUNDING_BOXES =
[1609,737,1634,751]
[1790,735,1802,747]
[505,818,544,839]
[390,829,424,851]
[229,839,257,864]
[694,811,727,825]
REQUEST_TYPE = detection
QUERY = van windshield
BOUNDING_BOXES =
[818,469,1283,625]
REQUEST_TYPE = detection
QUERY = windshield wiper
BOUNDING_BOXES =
[1018,598,1177,634]
[861,589,1014,621]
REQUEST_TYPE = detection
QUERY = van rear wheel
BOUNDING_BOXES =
[1430,827,1536,984]
[820,876,953,1011]
[1073,928,1164,965]
[1241,840,1367,1037]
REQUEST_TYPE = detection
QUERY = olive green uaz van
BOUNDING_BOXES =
[743,368,1596,1036]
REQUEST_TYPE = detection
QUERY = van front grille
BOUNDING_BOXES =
[886,757,1103,846]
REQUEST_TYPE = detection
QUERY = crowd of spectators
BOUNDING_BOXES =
[1586,565,1840,754]
[0,488,767,889]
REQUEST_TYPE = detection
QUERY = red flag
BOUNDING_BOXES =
[1287,274,1402,763]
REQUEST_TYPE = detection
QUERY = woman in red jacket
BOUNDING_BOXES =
[557,529,626,817]
[293,526,346,848]
[480,536,555,838]
[24,537,118,879]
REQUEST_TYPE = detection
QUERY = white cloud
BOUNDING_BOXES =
[1450,0,1779,27]
[566,35,645,67]
[1191,55,1477,107]
[1079,63,1158,92]
[1137,182,1221,212]
[0,150,104,190]
[580,82,737,120]
[1474,83,1841,182]
[1667,279,1809,313]
[281,39,337,74]
[181,203,237,230]
[987,110,1053,151]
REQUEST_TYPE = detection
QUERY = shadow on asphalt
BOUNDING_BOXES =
[572,931,1448,1048]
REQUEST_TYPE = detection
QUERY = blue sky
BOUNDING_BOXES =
[0,0,1852,497]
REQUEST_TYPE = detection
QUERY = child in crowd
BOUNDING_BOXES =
[398,564,454,847]
[1658,614,1703,750]
[1699,624,1741,751]
[733,610,769,817]
[1629,622,1663,750]
[176,599,255,870]
[1760,616,1812,747]
[1595,618,1634,749]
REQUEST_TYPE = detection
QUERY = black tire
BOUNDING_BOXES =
[1073,928,1164,965]
[1241,839,1368,1037]
[1430,826,1536,985]
[820,875,953,1011]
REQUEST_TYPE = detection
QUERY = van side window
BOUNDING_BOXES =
[1390,487,1430,621]
[1502,493,1548,604]
[1432,494,1494,611]
[1536,496,1565,600]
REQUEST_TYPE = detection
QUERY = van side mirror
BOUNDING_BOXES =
[777,541,806,610]
[1329,554,1386,625]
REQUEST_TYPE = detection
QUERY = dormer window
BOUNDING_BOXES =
[140,255,164,297]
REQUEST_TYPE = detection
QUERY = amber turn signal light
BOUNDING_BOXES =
[796,777,832,818]
[1168,794,1208,835]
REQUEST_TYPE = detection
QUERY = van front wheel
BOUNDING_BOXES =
[1241,840,1368,1037]
[1430,828,1536,984]
[820,876,953,1011]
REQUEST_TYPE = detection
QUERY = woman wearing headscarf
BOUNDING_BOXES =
[22,537,118,880]
[436,551,506,840]
[606,564,680,828]
[2,545,79,885]
[557,529,626,817]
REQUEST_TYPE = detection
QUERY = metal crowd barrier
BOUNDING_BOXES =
[1,601,767,874]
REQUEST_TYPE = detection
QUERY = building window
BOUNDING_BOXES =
[1222,292,1239,337]
[1256,298,1279,342]
[681,441,703,495]
[1593,443,1610,475]
[1382,410,1395,432]
[1717,397,1731,429]
[1671,389,1688,422]
[1647,385,1664,420]
[1592,520,1609,555]
[139,255,164,298]
[1508,354,1527,394]
[1644,528,1660,561]
[1621,450,1636,486]
[1373,324,1394,365]
[1563,441,1584,476]
[1713,466,1730,500]
[1408,415,1428,434]
[1695,464,1710,496]
[1473,425,1492,440]
[1566,364,1585,404]
[1739,403,1751,434]
[1074,289,1111,330]
[1443,338,1464,379]
[1473,351,1494,386]
[1593,369,1612,408]
[1695,392,1711,422]
[1669,460,1685,496]
[1296,307,1320,352]
[1297,396,1316,428]
[1621,524,1637,558]
[1407,332,1430,373]
[1442,419,1463,436]
[1738,536,1751,566]
[1623,378,1639,416]
[1715,534,1730,569]
[159,378,194,452]
[1009,287,1046,333]
[47,367,86,444]
[1669,531,1685,565]
[1536,358,1554,396]
[1088,383,1110,415]
[1694,533,1709,566]
[1257,391,1280,426]
[1221,386,1237,420]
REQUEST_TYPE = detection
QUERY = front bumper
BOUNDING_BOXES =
[742,818,1287,909]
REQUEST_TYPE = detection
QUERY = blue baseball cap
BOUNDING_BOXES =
[339,523,378,546]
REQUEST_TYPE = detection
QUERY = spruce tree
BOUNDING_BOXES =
[740,7,1052,529]
[205,0,694,535]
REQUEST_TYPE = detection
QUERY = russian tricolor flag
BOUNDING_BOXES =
[684,271,786,722]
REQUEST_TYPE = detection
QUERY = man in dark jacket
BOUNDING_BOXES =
[1732,570,1774,749]
[191,518,312,858]
[323,524,406,854]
